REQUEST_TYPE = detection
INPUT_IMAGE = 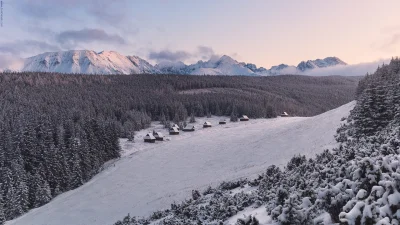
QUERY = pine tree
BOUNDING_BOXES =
[173,113,180,124]
[15,180,29,213]
[266,106,275,118]
[189,113,196,123]
[34,180,52,208]
[4,184,24,219]
[165,121,171,129]
[0,192,5,225]
[68,138,83,189]
[192,190,201,200]
[230,111,238,122]
[215,103,222,116]
[277,194,302,225]
[0,206,5,225]
[159,112,166,125]
[127,131,135,142]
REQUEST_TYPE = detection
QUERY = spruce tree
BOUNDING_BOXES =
[189,113,196,123]
[230,111,238,122]
[0,201,5,225]
[34,180,52,208]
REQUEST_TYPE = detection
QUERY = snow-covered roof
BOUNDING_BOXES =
[170,127,179,132]
[281,112,289,116]
[240,115,249,119]
[172,124,179,128]
[184,125,195,129]
[144,133,156,140]
[220,119,226,122]
[204,122,212,125]
[153,132,164,138]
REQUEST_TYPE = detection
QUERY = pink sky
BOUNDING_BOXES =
[1,0,400,67]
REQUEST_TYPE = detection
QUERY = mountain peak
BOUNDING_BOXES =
[219,55,235,61]
[22,50,159,74]
[323,56,347,65]
[210,55,237,66]
[297,57,346,71]
[270,64,289,70]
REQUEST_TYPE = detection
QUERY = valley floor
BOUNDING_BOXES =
[6,101,355,225]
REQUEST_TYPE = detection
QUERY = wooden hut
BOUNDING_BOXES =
[281,112,289,117]
[172,124,180,130]
[239,115,249,121]
[144,133,156,143]
[153,131,164,141]
[183,125,195,132]
[169,127,180,135]
[219,119,227,124]
[203,121,212,128]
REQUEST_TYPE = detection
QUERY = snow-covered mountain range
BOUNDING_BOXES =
[17,50,347,75]
[22,50,160,74]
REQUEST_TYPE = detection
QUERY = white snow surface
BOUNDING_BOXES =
[6,101,355,225]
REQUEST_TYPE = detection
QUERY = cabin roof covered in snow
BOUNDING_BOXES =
[240,115,249,119]
[144,133,156,139]
[153,132,164,137]
[169,127,179,132]
[204,121,211,125]
[184,125,195,129]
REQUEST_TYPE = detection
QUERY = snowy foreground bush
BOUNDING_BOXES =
[115,59,400,225]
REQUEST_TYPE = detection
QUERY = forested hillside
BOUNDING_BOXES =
[0,72,358,223]
[113,59,400,225]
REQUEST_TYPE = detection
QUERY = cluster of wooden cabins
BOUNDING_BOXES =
[143,113,289,143]
[143,131,164,143]
[143,115,250,143]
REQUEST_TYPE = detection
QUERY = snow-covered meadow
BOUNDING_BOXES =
[7,102,355,225]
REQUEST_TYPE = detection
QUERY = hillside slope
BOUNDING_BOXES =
[7,101,355,225]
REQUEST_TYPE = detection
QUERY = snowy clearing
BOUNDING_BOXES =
[7,101,355,225]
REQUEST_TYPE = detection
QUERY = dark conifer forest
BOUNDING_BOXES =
[0,72,358,222]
